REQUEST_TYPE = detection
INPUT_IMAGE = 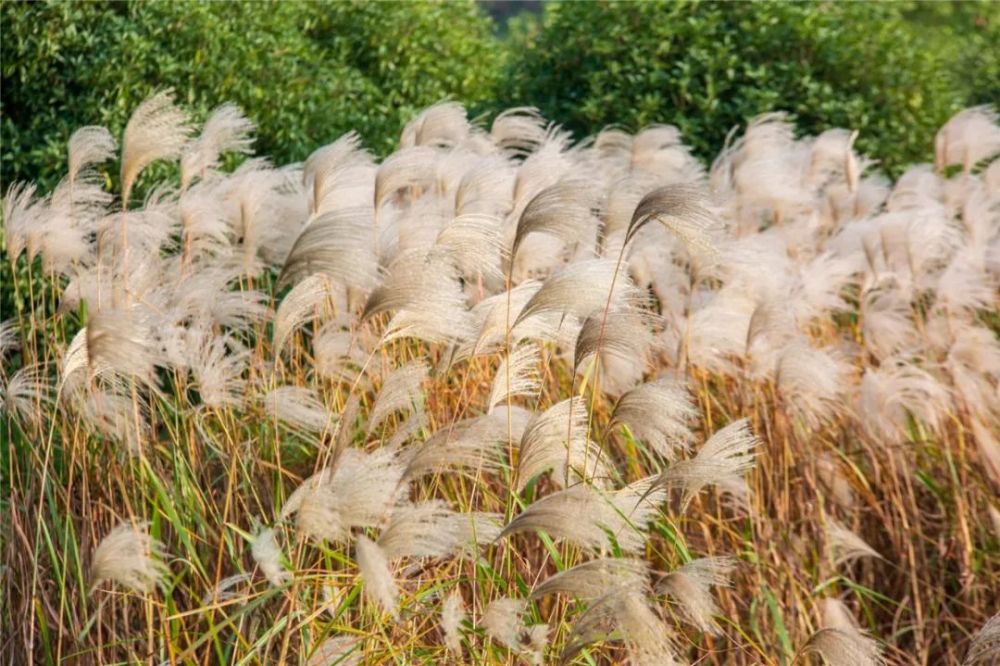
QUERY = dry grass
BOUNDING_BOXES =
[2,95,999,665]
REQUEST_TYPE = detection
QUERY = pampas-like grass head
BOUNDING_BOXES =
[825,519,883,566]
[121,90,193,205]
[627,184,719,259]
[90,521,168,594]
[181,103,255,190]
[656,556,735,634]
[660,418,758,509]
[964,613,1000,665]
[802,627,885,666]
[611,378,698,461]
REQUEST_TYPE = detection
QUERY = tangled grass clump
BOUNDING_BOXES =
[2,94,1000,665]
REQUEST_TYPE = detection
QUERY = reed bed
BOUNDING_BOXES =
[2,94,999,665]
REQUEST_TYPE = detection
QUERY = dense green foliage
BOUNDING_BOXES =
[2,0,997,190]
[901,0,1000,109]
[1,0,501,191]
[503,1,990,175]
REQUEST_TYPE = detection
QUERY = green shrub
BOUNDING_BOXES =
[502,1,971,174]
[0,0,501,192]
[900,0,1000,108]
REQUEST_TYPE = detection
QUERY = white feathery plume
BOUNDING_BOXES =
[183,282,271,335]
[573,309,653,397]
[38,190,106,272]
[306,636,362,666]
[41,176,109,273]
[656,556,735,634]
[441,590,466,655]
[604,173,663,239]
[632,124,705,182]
[491,107,549,156]
[660,418,758,509]
[3,181,45,261]
[531,557,649,602]
[455,156,514,217]
[84,307,161,389]
[514,258,639,328]
[374,146,441,211]
[511,125,575,213]
[857,360,953,441]
[403,414,510,479]
[860,285,919,361]
[90,521,168,594]
[821,598,861,632]
[462,280,541,356]
[802,627,885,666]
[385,407,428,450]
[989,506,1000,541]
[790,252,857,325]
[355,535,398,619]
[611,378,698,461]
[363,248,476,344]
[807,128,860,192]
[250,527,291,587]
[936,248,996,314]
[200,573,251,606]
[190,333,248,410]
[511,178,602,262]
[482,597,548,664]
[487,343,541,413]
[273,273,334,357]
[817,453,856,511]
[1,364,52,429]
[627,184,720,260]
[121,90,193,204]
[388,189,452,255]
[315,324,371,383]
[223,161,309,274]
[482,597,528,651]
[68,126,116,184]
[435,213,507,285]
[0,319,19,359]
[181,103,255,190]
[593,126,633,167]
[776,342,852,431]
[401,102,470,149]
[262,385,331,434]
[516,398,608,490]
[60,327,92,390]
[509,227,571,283]
[367,362,427,434]
[964,613,1000,665]
[303,131,373,214]
[935,106,1000,173]
[971,419,1000,489]
[681,287,757,376]
[945,322,1000,419]
[281,448,406,543]
[563,589,679,666]
[96,196,179,258]
[67,380,150,454]
[501,481,661,554]
[825,519,883,566]
[279,207,379,291]
[377,501,502,559]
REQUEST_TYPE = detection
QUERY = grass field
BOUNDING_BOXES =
[2,95,999,665]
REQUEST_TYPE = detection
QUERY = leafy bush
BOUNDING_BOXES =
[502,1,971,174]
[0,0,501,191]
[901,0,1000,108]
